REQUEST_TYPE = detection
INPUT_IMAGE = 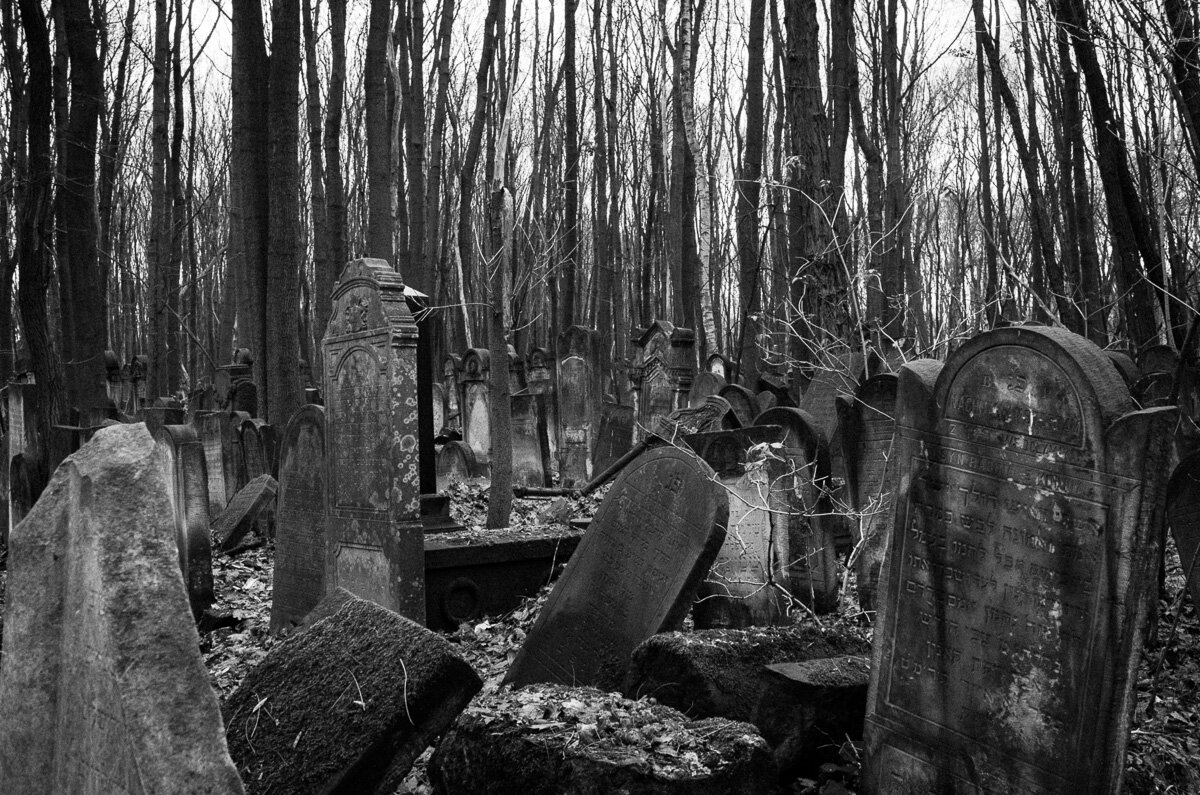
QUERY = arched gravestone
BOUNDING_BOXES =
[504,446,728,688]
[557,327,600,486]
[719,384,758,428]
[630,320,695,442]
[154,424,214,619]
[322,258,424,623]
[459,348,491,478]
[240,418,267,482]
[755,390,778,414]
[442,354,462,431]
[706,352,732,380]
[861,326,1176,795]
[1139,342,1179,376]
[688,371,726,407]
[0,424,244,793]
[754,407,840,613]
[436,440,477,490]
[270,405,328,633]
[432,382,446,434]
[1105,350,1140,387]
[1167,450,1200,611]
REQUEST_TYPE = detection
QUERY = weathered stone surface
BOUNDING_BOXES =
[753,407,841,613]
[322,258,424,622]
[504,446,728,688]
[436,440,477,490]
[1105,350,1140,387]
[458,348,491,476]
[558,327,600,485]
[686,425,792,627]
[707,353,732,380]
[862,326,1175,794]
[155,424,215,619]
[1168,450,1200,610]
[1139,342,1179,375]
[194,410,228,515]
[651,395,737,444]
[630,320,696,442]
[429,684,774,795]
[212,473,278,552]
[592,401,634,473]
[441,354,462,431]
[224,410,251,498]
[0,423,244,794]
[688,371,727,407]
[718,384,758,428]
[511,393,548,487]
[223,594,481,794]
[239,418,267,481]
[270,405,328,633]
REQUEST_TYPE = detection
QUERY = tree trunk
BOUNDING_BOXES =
[321,0,347,329]
[366,0,393,260]
[303,0,329,370]
[148,0,172,398]
[562,0,580,330]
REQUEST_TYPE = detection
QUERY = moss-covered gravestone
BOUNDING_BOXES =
[861,326,1175,794]
[0,423,243,793]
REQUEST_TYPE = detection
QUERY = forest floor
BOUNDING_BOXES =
[0,481,1195,793]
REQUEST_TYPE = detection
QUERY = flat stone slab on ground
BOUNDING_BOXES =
[0,423,243,793]
[428,684,774,795]
[212,473,278,552]
[222,592,481,794]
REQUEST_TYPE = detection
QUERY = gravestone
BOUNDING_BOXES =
[525,345,558,460]
[432,382,446,434]
[688,371,727,407]
[213,473,279,552]
[322,258,424,622]
[0,423,244,793]
[459,348,491,478]
[593,401,635,473]
[798,353,865,551]
[224,593,481,794]
[155,424,215,619]
[510,393,548,487]
[5,383,38,540]
[436,441,477,491]
[194,410,228,515]
[755,390,778,414]
[1105,350,1140,387]
[504,446,728,688]
[129,354,148,409]
[557,327,600,485]
[1167,450,1200,610]
[753,407,841,613]
[270,405,328,633]
[1139,342,1179,376]
[842,371,897,611]
[143,398,184,437]
[223,410,251,499]
[861,326,1175,794]
[707,353,732,381]
[630,320,695,442]
[719,384,758,427]
[442,354,462,431]
[685,425,791,627]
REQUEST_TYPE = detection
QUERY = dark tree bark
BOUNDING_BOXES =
[734,0,766,386]
[148,0,173,397]
[0,0,25,384]
[366,0,393,259]
[303,0,329,367]
[562,0,580,330]
[321,0,347,324]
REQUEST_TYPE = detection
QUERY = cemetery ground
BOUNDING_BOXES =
[1,476,1192,794]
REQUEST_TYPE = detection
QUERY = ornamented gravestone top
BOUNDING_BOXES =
[861,326,1175,795]
[630,320,696,442]
[321,258,423,622]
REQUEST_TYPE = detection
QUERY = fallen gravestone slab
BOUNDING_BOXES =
[223,593,481,794]
[212,473,278,552]
[503,445,728,688]
[0,423,243,793]
[428,684,774,795]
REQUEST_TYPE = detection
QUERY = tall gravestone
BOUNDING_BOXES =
[510,393,548,487]
[194,410,228,514]
[557,327,600,485]
[861,326,1175,794]
[526,346,557,460]
[593,401,635,473]
[224,410,251,499]
[442,354,462,431]
[630,321,695,442]
[322,259,424,622]
[1167,450,1200,610]
[155,424,215,619]
[459,348,491,478]
[270,405,328,633]
[0,424,244,793]
[504,446,728,688]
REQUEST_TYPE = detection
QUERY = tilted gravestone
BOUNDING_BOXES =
[686,425,792,627]
[458,348,491,478]
[0,423,244,793]
[753,407,841,613]
[630,320,695,442]
[270,405,328,633]
[504,446,728,688]
[194,410,228,515]
[436,440,477,491]
[557,327,600,486]
[322,258,424,622]
[154,424,215,619]
[213,473,279,552]
[224,592,481,794]
[719,384,758,428]
[1105,350,1140,387]
[861,326,1175,794]
[1167,450,1200,611]
[593,401,635,473]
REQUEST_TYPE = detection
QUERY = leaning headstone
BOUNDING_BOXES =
[686,425,790,627]
[0,423,244,793]
[557,327,600,485]
[270,405,328,633]
[796,353,865,442]
[212,473,279,552]
[223,409,251,499]
[436,441,477,490]
[1105,350,1140,387]
[322,258,424,621]
[630,320,696,441]
[504,446,728,688]
[593,401,635,472]
[224,592,481,794]
[861,326,1175,794]
[1167,450,1200,610]
[155,424,215,619]
[239,418,267,481]
[719,383,758,428]
[458,347,491,478]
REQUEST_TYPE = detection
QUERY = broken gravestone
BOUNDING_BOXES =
[861,325,1175,794]
[212,473,278,552]
[0,423,244,793]
[322,258,424,621]
[270,405,327,633]
[223,592,481,794]
[155,423,215,619]
[504,445,728,688]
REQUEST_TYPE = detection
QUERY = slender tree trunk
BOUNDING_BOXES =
[735,0,766,386]
[561,0,580,330]
[321,0,346,328]
[148,0,172,397]
[366,0,393,260]
[303,0,329,367]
